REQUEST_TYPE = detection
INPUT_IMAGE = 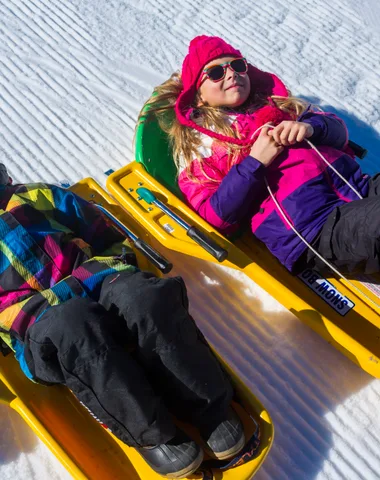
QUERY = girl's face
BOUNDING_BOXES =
[197,56,251,108]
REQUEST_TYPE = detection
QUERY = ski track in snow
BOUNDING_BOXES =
[1,0,380,479]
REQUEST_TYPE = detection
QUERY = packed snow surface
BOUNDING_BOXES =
[1,0,380,479]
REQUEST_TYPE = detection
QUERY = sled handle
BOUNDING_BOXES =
[96,205,173,274]
[186,226,228,262]
[133,238,173,274]
[136,188,228,262]
[348,140,367,159]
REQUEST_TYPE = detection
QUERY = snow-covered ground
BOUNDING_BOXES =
[1,0,380,479]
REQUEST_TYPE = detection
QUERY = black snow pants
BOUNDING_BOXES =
[306,174,380,275]
[23,270,233,447]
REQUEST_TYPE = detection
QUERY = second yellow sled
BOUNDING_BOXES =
[0,177,273,480]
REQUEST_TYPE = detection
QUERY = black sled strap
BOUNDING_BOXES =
[348,140,367,159]
[0,338,12,356]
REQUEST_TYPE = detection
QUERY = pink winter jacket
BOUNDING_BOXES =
[178,106,370,271]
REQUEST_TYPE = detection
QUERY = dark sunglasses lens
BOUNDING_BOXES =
[231,59,247,73]
[207,65,225,81]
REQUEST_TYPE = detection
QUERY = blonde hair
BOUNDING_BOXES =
[136,72,309,181]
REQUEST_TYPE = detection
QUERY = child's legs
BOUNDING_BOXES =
[367,173,380,197]
[98,271,234,431]
[314,196,380,274]
[23,297,176,447]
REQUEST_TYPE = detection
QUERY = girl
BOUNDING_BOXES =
[141,35,378,276]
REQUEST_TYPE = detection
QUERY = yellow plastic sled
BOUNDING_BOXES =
[0,178,273,480]
[105,113,380,378]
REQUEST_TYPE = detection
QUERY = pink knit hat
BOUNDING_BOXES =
[181,36,242,94]
[175,35,289,146]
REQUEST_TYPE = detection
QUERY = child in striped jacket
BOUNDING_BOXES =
[0,165,243,478]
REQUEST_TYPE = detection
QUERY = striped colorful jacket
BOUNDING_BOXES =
[0,183,136,356]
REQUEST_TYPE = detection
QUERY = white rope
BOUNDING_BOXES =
[264,177,380,309]
[251,123,363,200]
[304,138,363,200]
[251,123,380,310]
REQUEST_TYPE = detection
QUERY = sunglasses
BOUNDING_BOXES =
[202,58,248,83]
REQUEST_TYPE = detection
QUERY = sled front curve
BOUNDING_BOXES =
[107,162,380,378]
[0,178,273,480]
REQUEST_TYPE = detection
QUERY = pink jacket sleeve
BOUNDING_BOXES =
[178,154,266,234]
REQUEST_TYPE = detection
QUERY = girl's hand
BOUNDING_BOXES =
[268,121,314,146]
[250,125,284,167]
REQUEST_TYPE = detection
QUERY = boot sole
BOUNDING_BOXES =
[204,431,246,461]
[165,449,204,479]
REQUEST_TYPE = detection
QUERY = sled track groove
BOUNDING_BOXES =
[1,1,380,480]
